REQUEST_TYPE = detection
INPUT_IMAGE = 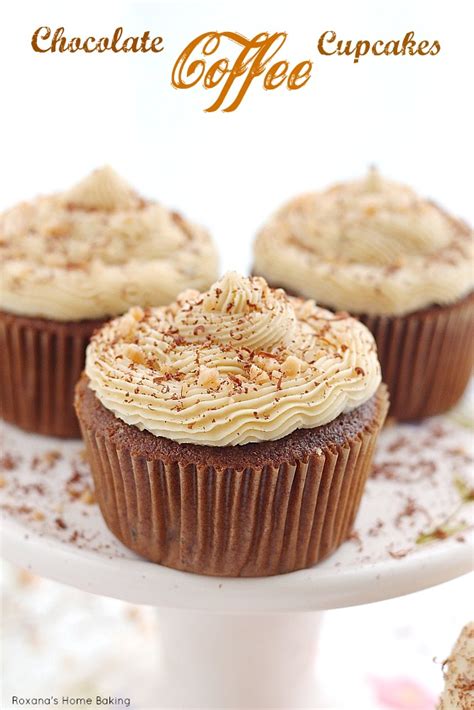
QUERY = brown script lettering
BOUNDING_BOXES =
[172,31,313,112]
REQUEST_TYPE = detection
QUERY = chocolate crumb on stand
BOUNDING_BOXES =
[1,275,472,577]
[0,396,472,571]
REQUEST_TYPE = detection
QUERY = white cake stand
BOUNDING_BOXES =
[1,412,473,709]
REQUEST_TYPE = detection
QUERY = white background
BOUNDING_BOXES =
[0,0,472,275]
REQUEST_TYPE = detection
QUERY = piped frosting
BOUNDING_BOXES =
[85,272,381,446]
[254,169,473,316]
[0,167,218,320]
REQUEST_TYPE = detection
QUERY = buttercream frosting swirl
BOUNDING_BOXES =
[0,167,218,320]
[254,169,473,316]
[85,272,381,446]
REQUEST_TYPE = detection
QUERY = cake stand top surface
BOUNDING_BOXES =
[1,410,473,612]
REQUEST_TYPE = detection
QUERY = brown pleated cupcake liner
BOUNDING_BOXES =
[359,292,474,421]
[254,273,474,422]
[0,311,103,438]
[78,385,388,577]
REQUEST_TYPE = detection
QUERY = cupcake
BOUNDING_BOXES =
[253,169,474,420]
[0,167,218,438]
[438,622,474,710]
[75,272,388,576]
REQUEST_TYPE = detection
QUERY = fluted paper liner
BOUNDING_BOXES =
[78,386,388,577]
[0,311,102,438]
[254,274,473,422]
[359,292,474,420]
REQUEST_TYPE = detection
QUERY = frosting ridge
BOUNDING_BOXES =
[85,273,381,446]
[254,169,474,316]
[0,167,218,320]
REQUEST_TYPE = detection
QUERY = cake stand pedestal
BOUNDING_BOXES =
[1,412,473,708]
[155,610,322,708]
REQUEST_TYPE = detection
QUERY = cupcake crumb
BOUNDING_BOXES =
[80,487,96,505]
[118,313,138,339]
[249,364,262,381]
[281,355,303,377]
[0,452,19,471]
[198,365,220,390]
[129,305,145,322]
[124,343,146,365]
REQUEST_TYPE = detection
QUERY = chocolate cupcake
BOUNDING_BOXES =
[253,169,474,420]
[0,167,218,438]
[75,273,388,576]
[438,622,474,709]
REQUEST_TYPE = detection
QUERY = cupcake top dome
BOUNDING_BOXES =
[0,167,218,320]
[85,272,381,446]
[254,168,473,316]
